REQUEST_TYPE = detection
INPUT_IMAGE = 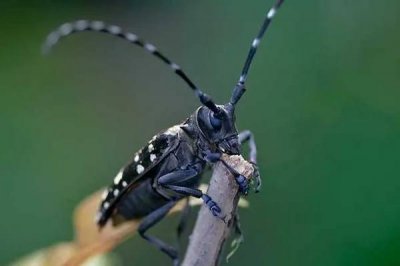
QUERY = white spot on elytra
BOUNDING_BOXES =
[252,38,260,48]
[136,164,144,174]
[114,171,123,185]
[239,75,245,83]
[113,189,119,196]
[148,144,154,152]
[95,212,101,223]
[165,125,180,136]
[103,202,110,209]
[134,154,140,162]
[122,181,128,187]
[267,8,276,19]
[101,189,108,200]
[150,154,157,162]
[145,43,156,52]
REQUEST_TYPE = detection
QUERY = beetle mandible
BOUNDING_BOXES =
[43,0,285,265]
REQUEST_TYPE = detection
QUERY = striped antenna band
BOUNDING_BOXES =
[231,0,285,105]
[42,20,221,114]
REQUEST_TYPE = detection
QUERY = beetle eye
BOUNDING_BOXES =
[209,113,222,130]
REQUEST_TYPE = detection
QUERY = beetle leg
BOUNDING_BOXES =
[202,148,250,195]
[158,167,223,218]
[176,198,190,254]
[238,130,261,192]
[137,201,180,266]
[202,149,222,163]
[219,159,250,195]
[238,130,258,164]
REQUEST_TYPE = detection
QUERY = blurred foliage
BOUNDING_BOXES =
[1,0,400,265]
[9,185,239,265]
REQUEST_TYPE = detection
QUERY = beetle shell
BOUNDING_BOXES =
[96,126,182,227]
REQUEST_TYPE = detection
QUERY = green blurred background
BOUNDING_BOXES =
[1,0,400,265]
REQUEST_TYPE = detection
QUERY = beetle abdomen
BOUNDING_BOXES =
[96,126,182,227]
[112,178,170,223]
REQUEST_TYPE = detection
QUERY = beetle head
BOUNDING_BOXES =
[195,103,240,155]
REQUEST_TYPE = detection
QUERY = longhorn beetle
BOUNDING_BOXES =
[43,0,285,265]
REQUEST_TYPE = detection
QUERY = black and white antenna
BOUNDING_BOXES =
[230,0,285,105]
[42,20,221,113]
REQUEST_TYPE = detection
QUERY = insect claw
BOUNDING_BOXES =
[211,205,221,216]
[219,214,228,224]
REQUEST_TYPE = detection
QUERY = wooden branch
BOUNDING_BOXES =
[182,154,254,266]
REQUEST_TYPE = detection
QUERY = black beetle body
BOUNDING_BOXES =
[43,1,285,264]
[97,105,242,227]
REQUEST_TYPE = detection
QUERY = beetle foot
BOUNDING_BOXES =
[219,158,249,195]
[249,162,261,193]
[202,194,222,218]
[234,174,249,195]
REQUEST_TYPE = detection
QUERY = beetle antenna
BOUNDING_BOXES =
[42,20,221,113]
[230,0,285,105]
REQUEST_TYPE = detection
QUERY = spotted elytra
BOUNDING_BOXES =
[42,1,285,265]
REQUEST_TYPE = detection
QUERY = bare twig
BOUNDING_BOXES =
[182,154,254,266]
